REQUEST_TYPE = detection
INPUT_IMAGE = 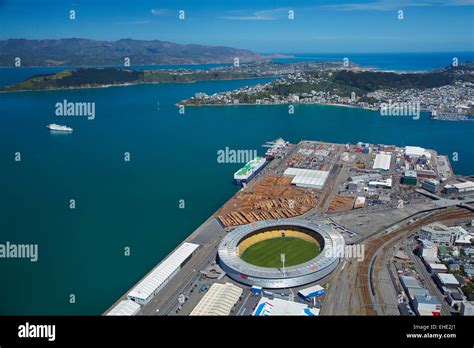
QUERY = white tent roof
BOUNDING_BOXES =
[284,168,329,189]
[128,242,199,302]
[190,282,243,316]
[107,300,140,316]
[373,153,391,170]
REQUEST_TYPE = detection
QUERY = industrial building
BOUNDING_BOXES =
[405,146,431,159]
[368,177,392,189]
[106,299,141,316]
[434,273,460,290]
[298,285,325,300]
[427,263,448,273]
[421,179,439,193]
[419,241,438,262]
[127,242,199,305]
[349,173,382,183]
[460,301,474,316]
[452,181,474,193]
[283,167,329,190]
[373,153,391,171]
[406,287,430,301]
[400,275,422,292]
[252,297,320,316]
[190,282,243,316]
[402,170,417,186]
[413,294,441,316]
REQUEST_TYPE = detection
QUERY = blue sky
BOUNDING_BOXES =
[0,0,473,53]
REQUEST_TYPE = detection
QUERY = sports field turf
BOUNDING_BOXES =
[240,237,320,268]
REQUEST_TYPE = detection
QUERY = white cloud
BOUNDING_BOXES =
[323,0,474,11]
[220,8,289,21]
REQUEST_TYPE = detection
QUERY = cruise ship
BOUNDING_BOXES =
[47,124,73,132]
[233,157,267,186]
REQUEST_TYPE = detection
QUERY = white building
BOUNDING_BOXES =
[283,168,329,190]
[373,153,391,171]
[127,242,199,305]
[106,300,141,316]
[452,181,474,193]
[368,177,392,189]
[413,294,441,316]
[405,146,431,159]
[252,297,319,316]
[419,222,465,246]
[420,241,439,262]
[460,301,474,316]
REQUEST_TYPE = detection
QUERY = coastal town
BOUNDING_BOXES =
[181,63,474,122]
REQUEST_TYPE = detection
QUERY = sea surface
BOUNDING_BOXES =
[0,56,474,315]
[272,52,474,71]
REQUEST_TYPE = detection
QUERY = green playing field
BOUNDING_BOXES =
[240,237,320,268]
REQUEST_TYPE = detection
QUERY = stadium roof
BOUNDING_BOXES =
[218,219,344,280]
[127,242,199,303]
[190,283,243,316]
[252,297,317,316]
[284,168,329,189]
[106,300,140,316]
[373,153,391,171]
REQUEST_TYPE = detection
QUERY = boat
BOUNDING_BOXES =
[263,138,288,159]
[233,157,267,186]
[47,124,73,132]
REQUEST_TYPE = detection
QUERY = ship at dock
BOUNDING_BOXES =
[233,157,267,186]
[263,138,289,159]
[47,123,73,132]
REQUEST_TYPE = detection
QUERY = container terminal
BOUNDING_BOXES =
[105,139,474,317]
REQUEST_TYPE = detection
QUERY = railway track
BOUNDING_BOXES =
[356,206,474,315]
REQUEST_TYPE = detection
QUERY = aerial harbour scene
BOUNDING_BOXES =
[0,0,473,346]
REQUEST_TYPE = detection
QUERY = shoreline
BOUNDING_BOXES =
[0,76,277,94]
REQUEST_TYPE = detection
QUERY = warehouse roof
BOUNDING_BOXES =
[373,153,391,171]
[252,297,314,316]
[428,263,448,271]
[436,273,460,286]
[107,300,140,316]
[283,168,329,189]
[298,284,325,298]
[400,275,421,289]
[405,146,431,158]
[453,181,474,190]
[128,242,199,302]
[190,282,242,316]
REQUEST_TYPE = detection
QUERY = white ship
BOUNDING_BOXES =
[233,157,267,186]
[47,124,73,132]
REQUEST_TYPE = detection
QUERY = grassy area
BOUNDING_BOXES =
[240,237,319,268]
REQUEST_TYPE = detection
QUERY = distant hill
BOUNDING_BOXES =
[0,38,266,67]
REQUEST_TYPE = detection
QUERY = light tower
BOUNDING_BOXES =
[281,253,286,276]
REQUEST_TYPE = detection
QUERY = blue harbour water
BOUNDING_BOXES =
[0,53,473,314]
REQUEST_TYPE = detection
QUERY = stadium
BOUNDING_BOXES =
[217,218,345,288]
